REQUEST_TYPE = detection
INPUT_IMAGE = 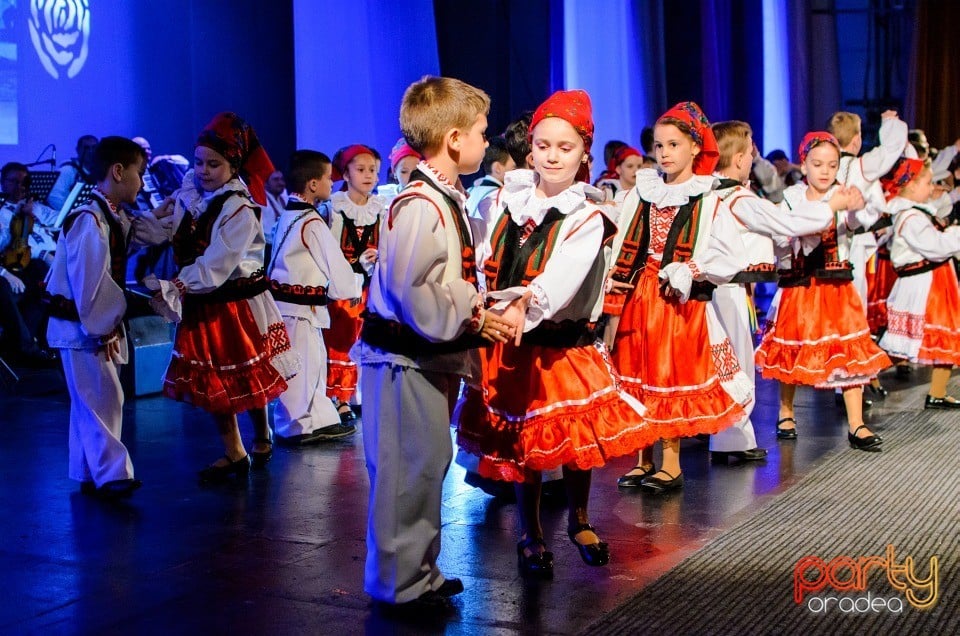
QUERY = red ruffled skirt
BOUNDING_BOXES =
[456,340,653,483]
[756,278,891,388]
[866,250,897,334]
[610,263,751,439]
[164,292,297,415]
[879,262,960,366]
[324,290,366,402]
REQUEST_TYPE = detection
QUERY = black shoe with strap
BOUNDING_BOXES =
[567,523,610,567]
[925,394,960,410]
[198,454,250,484]
[776,417,798,440]
[616,464,656,488]
[639,470,684,494]
[516,536,554,578]
[711,447,768,462]
[250,437,273,468]
[848,425,883,452]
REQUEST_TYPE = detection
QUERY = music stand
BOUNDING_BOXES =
[27,170,60,202]
[53,182,95,229]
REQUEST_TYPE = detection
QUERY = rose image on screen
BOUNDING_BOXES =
[29,0,89,80]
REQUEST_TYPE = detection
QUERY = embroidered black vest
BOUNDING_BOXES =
[895,206,950,277]
[172,190,256,267]
[612,194,716,300]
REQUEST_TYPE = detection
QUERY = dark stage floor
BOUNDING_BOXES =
[0,360,947,634]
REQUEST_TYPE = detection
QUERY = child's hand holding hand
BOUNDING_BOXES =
[607,278,634,295]
[152,197,175,219]
[479,309,515,344]
[829,185,864,212]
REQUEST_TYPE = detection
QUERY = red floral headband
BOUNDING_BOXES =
[657,101,718,175]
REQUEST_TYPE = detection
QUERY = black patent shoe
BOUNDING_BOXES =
[198,454,250,484]
[711,447,768,462]
[617,464,656,488]
[848,425,883,452]
[567,523,610,567]
[338,406,358,424]
[373,590,454,617]
[517,536,554,578]
[924,395,960,410]
[81,478,142,499]
[639,470,684,494]
[866,382,889,399]
[250,437,273,468]
[776,417,798,440]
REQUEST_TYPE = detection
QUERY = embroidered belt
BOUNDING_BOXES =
[895,259,945,277]
[184,269,269,306]
[730,263,778,284]
[269,280,330,306]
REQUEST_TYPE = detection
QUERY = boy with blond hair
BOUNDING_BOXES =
[354,76,515,613]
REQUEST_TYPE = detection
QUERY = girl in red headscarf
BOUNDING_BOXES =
[878,158,960,406]
[606,102,753,494]
[143,112,299,483]
[597,145,643,202]
[755,132,890,451]
[456,90,655,577]
[323,144,386,424]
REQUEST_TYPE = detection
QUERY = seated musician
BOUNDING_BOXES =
[0,162,57,363]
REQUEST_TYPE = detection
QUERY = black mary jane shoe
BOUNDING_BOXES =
[250,437,273,469]
[866,382,889,399]
[639,470,684,494]
[517,536,554,578]
[567,523,610,567]
[617,464,656,488]
[848,425,883,452]
[198,454,251,484]
[711,447,768,463]
[338,406,358,425]
[776,417,798,440]
[924,394,960,410]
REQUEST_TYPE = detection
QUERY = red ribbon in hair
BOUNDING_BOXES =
[388,138,421,169]
[196,112,275,206]
[529,89,595,152]
[880,157,925,201]
[332,144,377,181]
[797,131,840,164]
[656,102,718,175]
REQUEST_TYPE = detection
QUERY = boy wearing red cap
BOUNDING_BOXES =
[457,89,654,577]
[608,102,753,494]
[355,76,514,612]
[879,158,960,407]
[324,143,385,425]
[143,112,299,482]
[756,132,889,450]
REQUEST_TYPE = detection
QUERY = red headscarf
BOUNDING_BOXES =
[656,102,719,175]
[196,112,275,206]
[797,131,840,164]
[607,145,642,175]
[880,157,925,201]
[530,89,595,152]
[332,144,377,181]
[388,138,421,169]
[530,90,594,182]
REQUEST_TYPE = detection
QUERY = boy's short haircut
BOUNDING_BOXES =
[712,120,753,170]
[640,127,655,154]
[827,112,862,147]
[481,136,511,174]
[287,149,332,194]
[1,161,28,182]
[400,76,490,155]
[89,136,146,182]
[603,140,627,165]
[503,111,533,167]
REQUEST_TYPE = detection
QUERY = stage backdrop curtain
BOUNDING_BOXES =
[293,0,440,179]
[905,0,960,148]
